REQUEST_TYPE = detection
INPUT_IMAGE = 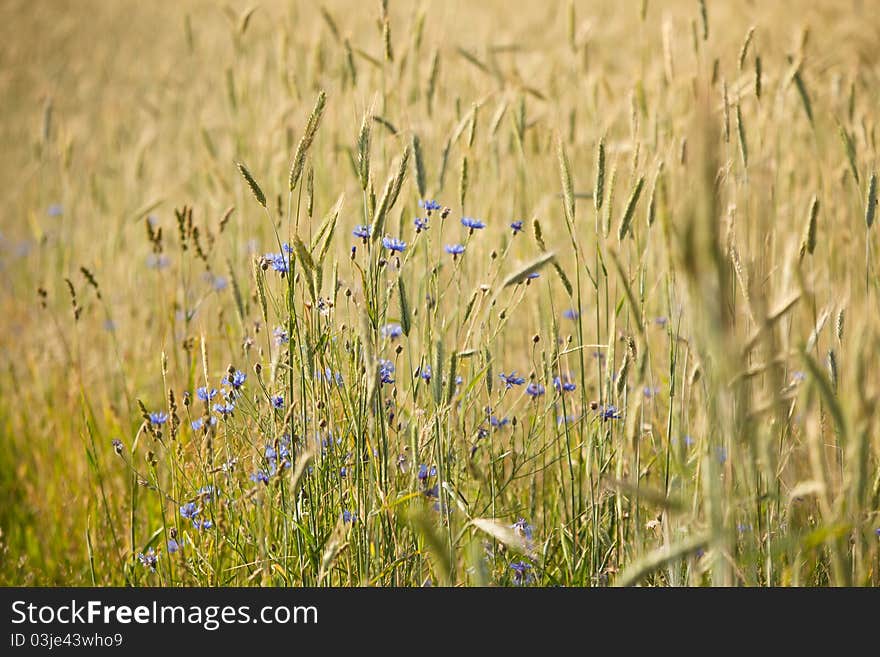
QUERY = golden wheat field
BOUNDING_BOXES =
[0,0,878,587]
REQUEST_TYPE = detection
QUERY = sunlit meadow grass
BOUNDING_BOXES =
[1,0,879,586]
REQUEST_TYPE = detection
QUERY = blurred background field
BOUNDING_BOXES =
[1,0,879,586]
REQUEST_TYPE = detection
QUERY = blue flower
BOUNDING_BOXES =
[684,435,695,447]
[47,204,63,217]
[353,224,372,240]
[226,370,247,389]
[382,237,407,253]
[193,519,213,531]
[379,359,395,384]
[148,412,168,425]
[271,395,284,409]
[167,539,180,554]
[526,272,540,280]
[654,316,668,327]
[600,405,622,420]
[512,518,533,541]
[792,371,806,383]
[316,368,344,387]
[111,438,123,454]
[414,216,429,232]
[211,275,228,291]
[526,382,545,397]
[553,376,577,392]
[461,217,486,231]
[563,308,579,320]
[264,252,289,274]
[180,502,199,520]
[499,372,526,388]
[213,401,235,417]
[250,470,270,485]
[191,417,217,431]
[137,548,158,572]
[419,199,441,213]
[490,415,509,429]
[196,387,218,402]
[510,561,532,585]
[274,326,289,344]
[445,243,465,256]
[381,323,403,339]
[419,365,432,382]
[418,464,437,481]
[198,485,216,502]
[342,510,357,524]
[510,220,523,234]
[643,386,660,399]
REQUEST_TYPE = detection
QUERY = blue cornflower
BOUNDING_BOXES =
[191,417,217,431]
[490,415,509,429]
[526,382,545,397]
[211,275,228,291]
[193,519,213,531]
[526,272,540,280]
[382,236,407,253]
[455,375,463,386]
[512,518,533,541]
[137,548,158,572]
[271,395,284,409]
[510,561,532,585]
[148,412,168,425]
[419,199,441,213]
[250,470,270,485]
[264,252,289,274]
[167,539,180,554]
[600,405,622,420]
[47,204,63,217]
[379,359,395,384]
[316,368,344,387]
[875,528,880,537]
[342,510,357,524]
[445,243,465,257]
[226,370,247,389]
[111,438,123,454]
[198,485,216,502]
[563,308,579,320]
[381,323,403,339]
[420,365,432,382]
[792,371,806,383]
[353,224,372,240]
[414,216,429,232]
[274,326,289,344]
[510,220,523,234]
[180,502,199,520]
[461,217,486,231]
[499,372,526,388]
[553,376,577,392]
[213,401,235,417]
[643,386,660,398]
[684,435,695,447]
[418,464,437,482]
[654,316,669,327]
[196,387,218,402]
